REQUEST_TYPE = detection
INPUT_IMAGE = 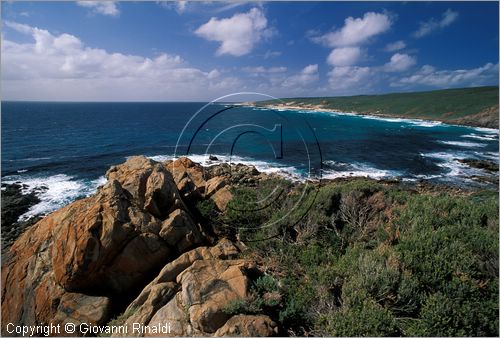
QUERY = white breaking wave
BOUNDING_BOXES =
[322,160,399,180]
[3,174,107,222]
[265,106,445,128]
[420,151,498,179]
[148,154,305,180]
[439,140,487,148]
[480,152,500,161]
[358,114,443,127]
[472,127,499,134]
[461,133,498,141]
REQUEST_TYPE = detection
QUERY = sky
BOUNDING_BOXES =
[1,1,499,101]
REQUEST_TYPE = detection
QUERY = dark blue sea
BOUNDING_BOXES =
[2,101,499,220]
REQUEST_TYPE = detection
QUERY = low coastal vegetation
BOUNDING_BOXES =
[198,177,499,336]
[2,157,498,337]
[256,86,499,128]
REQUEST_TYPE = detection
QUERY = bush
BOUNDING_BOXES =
[322,298,400,336]
[222,179,499,336]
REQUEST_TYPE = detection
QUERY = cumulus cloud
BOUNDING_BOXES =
[1,21,240,101]
[76,1,119,17]
[159,1,188,14]
[1,21,324,100]
[282,64,319,88]
[327,66,375,94]
[413,9,459,38]
[384,40,406,52]
[312,12,392,47]
[384,53,416,72]
[394,62,499,88]
[195,8,274,57]
[327,47,362,67]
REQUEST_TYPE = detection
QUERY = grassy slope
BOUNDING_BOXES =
[257,86,499,128]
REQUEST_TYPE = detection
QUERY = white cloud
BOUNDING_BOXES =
[1,22,243,101]
[327,66,375,94]
[243,66,287,74]
[384,53,416,72]
[1,21,325,100]
[76,1,119,17]
[327,47,362,67]
[159,1,188,14]
[263,50,281,59]
[394,62,499,88]
[194,8,274,57]
[384,40,406,52]
[175,1,187,14]
[282,64,319,88]
[312,12,392,47]
[413,9,459,38]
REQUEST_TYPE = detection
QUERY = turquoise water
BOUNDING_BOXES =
[2,101,498,220]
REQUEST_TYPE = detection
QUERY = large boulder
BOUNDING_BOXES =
[214,315,278,337]
[143,260,257,335]
[116,240,260,337]
[177,259,256,333]
[106,156,184,219]
[159,209,204,253]
[1,156,203,334]
[117,239,240,336]
[205,176,227,198]
[166,157,208,203]
[211,187,233,211]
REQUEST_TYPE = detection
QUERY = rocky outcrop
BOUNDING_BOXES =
[139,258,258,336]
[116,239,254,336]
[166,157,207,203]
[1,156,204,334]
[1,183,42,250]
[2,156,277,337]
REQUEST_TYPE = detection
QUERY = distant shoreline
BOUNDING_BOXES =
[246,86,499,129]
[247,102,499,131]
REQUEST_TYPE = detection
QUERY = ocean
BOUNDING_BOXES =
[2,101,498,221]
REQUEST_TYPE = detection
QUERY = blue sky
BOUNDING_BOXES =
[1,1,498,101]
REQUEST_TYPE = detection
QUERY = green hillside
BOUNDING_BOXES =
[257,86,499,128]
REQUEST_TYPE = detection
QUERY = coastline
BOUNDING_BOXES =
[3,152,498,240]
[2,155,498,337]
[249,102,500,131]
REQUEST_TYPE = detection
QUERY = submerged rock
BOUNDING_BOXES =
[1,183,41,250]
[458,158,499,172]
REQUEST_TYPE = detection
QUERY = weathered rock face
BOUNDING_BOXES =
[115,240,262,337]
[159,209,204,253]
[178,259,255,333]
[2,156,277,337]
[142,259,257,336]
[53,293,111,336]
[214,315,278,337]
[1,156,204,334]
[166,157,207,203]
[211,187,233,211]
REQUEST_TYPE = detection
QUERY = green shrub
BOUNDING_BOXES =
[221,179,499,336]
[323,299,400,336]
